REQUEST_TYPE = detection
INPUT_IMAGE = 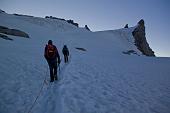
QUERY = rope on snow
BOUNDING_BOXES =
[26,66,48,113]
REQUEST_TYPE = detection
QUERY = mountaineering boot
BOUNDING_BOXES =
[54,75,58,80]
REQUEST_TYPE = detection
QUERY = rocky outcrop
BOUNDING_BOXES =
[45,16,66,21]
[67,19,79,27]
[75,47,87,51]
[122,50,138,55]
[0,26,29,38]
[124,24,128,28]
[85,25,91,31]
[13,13,34,18]
[132,19,155,56]
[45,16,79,27]
[0,33,13,41]
[0,9,5,13]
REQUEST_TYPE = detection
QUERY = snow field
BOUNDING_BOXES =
[0,12,170,113]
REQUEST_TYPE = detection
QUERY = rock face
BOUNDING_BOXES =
[45,16,79,27]
[0,33,13,41]
[132,19,155,56]
[0,9,5,13]
[124,24,128,28]
[45,16,66,21]
[67,19,79,27]
[85,25,91,31]
[0,26,29,38]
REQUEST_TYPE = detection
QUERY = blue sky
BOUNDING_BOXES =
[0,0,170,57]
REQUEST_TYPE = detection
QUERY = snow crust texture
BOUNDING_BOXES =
[0,12,170,113]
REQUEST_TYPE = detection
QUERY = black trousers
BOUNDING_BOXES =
[64,54,68,63]
[48,60,57,81]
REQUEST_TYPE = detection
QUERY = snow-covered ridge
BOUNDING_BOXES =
[0,11,83,34]
[94,27,141,55]
[0,11,141,55]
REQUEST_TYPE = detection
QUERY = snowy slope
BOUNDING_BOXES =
[0,12,170,113]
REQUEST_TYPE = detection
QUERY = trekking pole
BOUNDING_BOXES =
[58,59,61,74]
[59,63,60,74]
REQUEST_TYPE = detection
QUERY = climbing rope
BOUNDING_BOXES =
[26,55,71,113]
[26,66,48,113]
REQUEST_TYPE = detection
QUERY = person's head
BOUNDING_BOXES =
[48,40,52,45]
[64,45,67,48]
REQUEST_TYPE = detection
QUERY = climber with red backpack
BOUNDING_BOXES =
[44,40,60,82]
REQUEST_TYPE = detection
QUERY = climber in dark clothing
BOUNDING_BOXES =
[44,40,60,82]
[62,45,69,63]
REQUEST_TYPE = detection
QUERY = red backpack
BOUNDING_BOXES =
[46,44,56,58]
